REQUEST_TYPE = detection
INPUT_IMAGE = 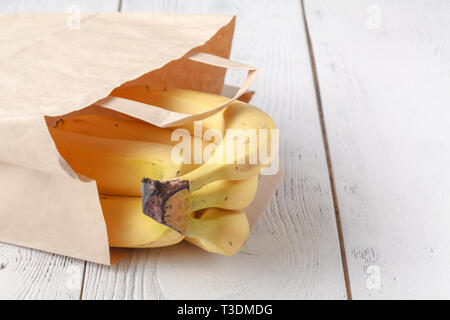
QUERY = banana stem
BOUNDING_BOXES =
[141,178,189,233]
[141,165,260,231]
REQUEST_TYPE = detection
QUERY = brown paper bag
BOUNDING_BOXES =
[0,13,282,265]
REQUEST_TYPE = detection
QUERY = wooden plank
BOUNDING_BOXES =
[82,0,347,299]
[0,243,85,299]
[0,0,119,300]
[304,0,450,299]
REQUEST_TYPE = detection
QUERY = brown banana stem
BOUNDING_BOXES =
[141,178,189,233]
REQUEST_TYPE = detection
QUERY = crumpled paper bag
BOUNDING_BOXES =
[0,13,282,265]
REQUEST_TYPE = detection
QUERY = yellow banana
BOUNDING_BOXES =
[111,85,228,137]
[49,128,199,196]
[141,93,276,232]
[188,175,258,212]
[160,175,258,232]
[100,174,257,236]
[52,113,218,164]
[181,102,277,191]
[100,196,250,255]
[185,208,250,256]
[53,113,177,144]
[100,195,183,248]
[47,87,270,256]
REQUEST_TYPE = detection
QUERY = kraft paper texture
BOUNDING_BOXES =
[0,13,282,265]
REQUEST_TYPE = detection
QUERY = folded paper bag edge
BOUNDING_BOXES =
[97,50,258,128]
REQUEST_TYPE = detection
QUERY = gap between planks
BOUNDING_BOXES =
[79,260,87,300]
[300,0,352,300]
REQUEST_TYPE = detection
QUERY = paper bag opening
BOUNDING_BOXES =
[0,13,281,265]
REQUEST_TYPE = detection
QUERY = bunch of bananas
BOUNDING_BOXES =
[48,86,276,256]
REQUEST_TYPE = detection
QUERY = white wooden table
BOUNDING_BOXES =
[1,0,449,300]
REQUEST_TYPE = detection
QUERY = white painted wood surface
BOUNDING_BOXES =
[0,243,84,299]
[81,0,347,300]
[304,0,450,299]
[7,0,449,300]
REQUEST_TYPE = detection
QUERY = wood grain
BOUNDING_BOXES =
[304,0,450,299]
[0,243,85,299]
[0,0,119,300]
[81,0,347,300]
